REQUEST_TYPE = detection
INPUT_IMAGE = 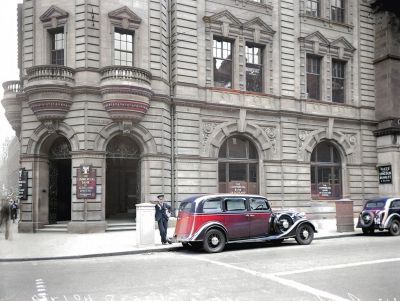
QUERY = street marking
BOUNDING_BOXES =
[34,278,48,301]
[190,256,349,301]
[274,257,400,276]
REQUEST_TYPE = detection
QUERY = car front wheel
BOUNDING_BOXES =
[295,223,314,245]
[203,229,226,253]
[389,220,400,236]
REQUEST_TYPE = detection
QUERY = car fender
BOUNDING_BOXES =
[278,219,317,238]
[190,221,228,241]
[383,213,400,229]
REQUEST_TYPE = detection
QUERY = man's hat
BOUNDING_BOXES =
[157,194,164,199]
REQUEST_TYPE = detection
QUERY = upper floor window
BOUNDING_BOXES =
[245,45,263,93]
[332,60,346,103]
[305,0,320,17]
[50,28,64,65]
[114,29,134,66]
[307,55,321,100]
[331,0,345,23]
[213,38,232,89]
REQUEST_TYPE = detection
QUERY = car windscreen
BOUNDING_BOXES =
[365,201,386,209]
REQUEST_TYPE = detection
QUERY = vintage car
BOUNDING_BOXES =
[173,194,317,253]
[357,197,400,235]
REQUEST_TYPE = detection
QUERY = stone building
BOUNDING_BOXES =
[1,0,398,233]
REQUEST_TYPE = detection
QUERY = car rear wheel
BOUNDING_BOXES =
[295,223,314,245]
[203,229,226,253]
[389,220,400,236]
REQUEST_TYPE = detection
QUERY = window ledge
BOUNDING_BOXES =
[300,14,353,30]
[305,98,356,108]
[210,88,274,97]
[241,0,273,11]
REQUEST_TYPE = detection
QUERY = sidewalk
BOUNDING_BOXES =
[0,219,362,262]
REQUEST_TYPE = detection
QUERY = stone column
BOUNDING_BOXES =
[373,8,400,195]
[136,203,155,246]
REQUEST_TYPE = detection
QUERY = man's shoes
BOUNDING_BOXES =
[162,242,167,245]
[167,239,172,244]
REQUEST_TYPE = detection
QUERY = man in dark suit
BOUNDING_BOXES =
[155,194,172,244]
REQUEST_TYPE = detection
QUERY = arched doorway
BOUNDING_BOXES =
[106,136,140,221]
[48,136,72,223]
[311,141,342,199]
[218,136,259,194]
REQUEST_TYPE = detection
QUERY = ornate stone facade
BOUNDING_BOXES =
[2,0,397,233]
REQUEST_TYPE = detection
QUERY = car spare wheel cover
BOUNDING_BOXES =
[360,211,374,227]
[274,214,294,234]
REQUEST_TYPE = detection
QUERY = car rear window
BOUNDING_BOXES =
[201,199,222,213]
[179,201,194,213]
[365,201,386,209]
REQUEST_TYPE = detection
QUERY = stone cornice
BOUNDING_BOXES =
[172,94,377,125]
[100,85,153,98]
[151,94,171,104]
[73,86,101,95]
[24,84,73,95]
[374,54,400,64]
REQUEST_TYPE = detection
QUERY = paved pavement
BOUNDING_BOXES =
[0,218,362,261]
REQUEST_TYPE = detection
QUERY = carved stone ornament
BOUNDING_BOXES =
[298,129,314,149]
[264,127,277,153]
[345,133,357,146]
[119,121,134,135]
[202,121,219,147]
[43,120,60,134]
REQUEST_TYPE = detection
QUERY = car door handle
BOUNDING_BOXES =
[246,214,255,217]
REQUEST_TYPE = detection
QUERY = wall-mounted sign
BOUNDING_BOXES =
[318,184,332,197]
[228,181,247,194]
[378,165,392,184]
[77,165,96,199]
[18,168,28,200]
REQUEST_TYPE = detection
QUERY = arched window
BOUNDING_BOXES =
[218,136,258,194]
[311,141,342,200]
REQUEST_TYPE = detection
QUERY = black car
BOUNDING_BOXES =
[357,197,400,235]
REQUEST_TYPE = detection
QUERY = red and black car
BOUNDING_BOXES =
[173,194,317,253]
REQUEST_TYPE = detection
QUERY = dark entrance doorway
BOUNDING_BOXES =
[48,137,72,223]
[106,136,140,221]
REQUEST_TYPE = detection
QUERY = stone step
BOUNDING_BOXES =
[37,224,68,233]
[106,223,136,232]
[37,223,138,232]
[105,226,136,232]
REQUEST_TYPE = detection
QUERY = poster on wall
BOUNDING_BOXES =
[18,168,28,200]
[318,184,332,197]
[378,165,392,184]
[77,165,96,199]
